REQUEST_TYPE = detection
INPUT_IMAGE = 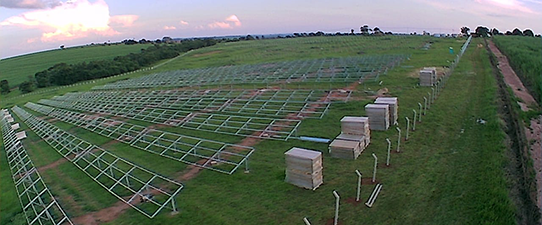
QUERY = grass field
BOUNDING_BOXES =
[0,43,152,89]
[493,36,542,102]
[0,36,529,224]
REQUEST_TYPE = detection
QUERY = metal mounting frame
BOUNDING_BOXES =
[93,55,407,90]
[1,109,73,225]
[38,98,302,140]
[12,106,184,218]
[25,103,255,174]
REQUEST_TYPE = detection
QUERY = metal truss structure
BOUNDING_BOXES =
[93,55,406,90]
[38,98,302,140]
[50,89,350,119]
[24,102,254,174]
[12,106,184,218]
[1,109,73,225]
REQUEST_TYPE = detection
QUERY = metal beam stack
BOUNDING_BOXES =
[285,147,323,190]
[328,116,371,159]
[329,139,363,159]
[374,97,398,125]
[365,104,390,131]
[419,67,437,86]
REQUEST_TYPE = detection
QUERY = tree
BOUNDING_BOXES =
[523,29,534,37]
[490,28,501,35]
[512,28,523,36]
[0,80,9,94]
[19,81,35,93]
[505,30,513,35]
[475,26,490,37]
[460,26,470,36]
[373,27,383,35]
[351,29,354,35]
[60,45,65,50]
[360,25,371,35]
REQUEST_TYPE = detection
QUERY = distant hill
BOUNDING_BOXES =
[0,43,151,88]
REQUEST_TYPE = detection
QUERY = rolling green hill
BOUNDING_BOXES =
[0,43,151,88]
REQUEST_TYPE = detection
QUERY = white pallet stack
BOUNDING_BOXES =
[329,139,363,159]
[336,133,368,148]
[285,147,323,190]
[340,116,370,136]
[339,116,370,148]
[365,104,390,131]
[419,67,437,86]
[374,97,398,125]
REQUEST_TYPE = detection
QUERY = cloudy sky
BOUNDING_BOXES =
[0,0,541,58]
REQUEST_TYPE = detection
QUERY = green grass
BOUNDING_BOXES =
[0,36,524,224]
[156,36,432,72]
[0,43,152,88]
[98,38,517,225]
[493,36,542,102]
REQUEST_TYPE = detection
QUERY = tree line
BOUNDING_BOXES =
[461,26,538,38]
[18,39,217,93]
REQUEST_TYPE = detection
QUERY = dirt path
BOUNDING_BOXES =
[72,200,133,225]
[488,40,542,213]
[36,158,68,172]
[487,41,537,106]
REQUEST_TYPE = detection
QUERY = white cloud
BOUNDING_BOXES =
[225,15,242,26]
[208,21,232,29]
[207,14,242,29]
[110,15,138,27]
[180,20,189,25]
[164,26,176,30]
[0,0,138,42]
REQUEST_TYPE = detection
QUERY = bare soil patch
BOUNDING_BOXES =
[36,158,68,172]
[345,197,364,206]
[72,200,132,225]
[100,139,120,149]
[325,218,344,225]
